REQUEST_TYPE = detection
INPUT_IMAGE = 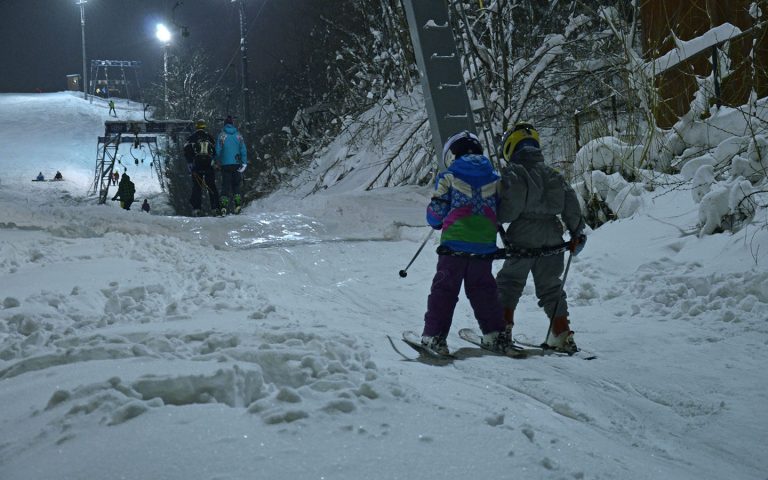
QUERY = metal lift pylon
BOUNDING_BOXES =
[90,120,194,204]
[401,0,476,168]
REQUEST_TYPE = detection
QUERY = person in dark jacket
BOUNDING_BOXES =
[141,199,151,213]
[111,173,135,210]
[496,122,586,353]
[184,119,220,216]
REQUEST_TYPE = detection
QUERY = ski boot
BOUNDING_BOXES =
[481,329,512,354]
[545,316,578,353]
[420,335,449,356]
[545,330,578,353]
[219,196,229,216]
[233,194,242,215]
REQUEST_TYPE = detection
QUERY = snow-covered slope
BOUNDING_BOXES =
[0,92,767,480]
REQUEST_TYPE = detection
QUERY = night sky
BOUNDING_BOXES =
[0,0,314,93]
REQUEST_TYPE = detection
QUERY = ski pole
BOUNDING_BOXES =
[544,250,573,342]
[398,229,435,278]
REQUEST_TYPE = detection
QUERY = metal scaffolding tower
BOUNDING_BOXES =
[90,120,193,204]
[89,60,143,101]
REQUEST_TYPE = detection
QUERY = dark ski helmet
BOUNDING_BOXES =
[500,122,540,161]
[442,130,483,167]
[195,119,207,130]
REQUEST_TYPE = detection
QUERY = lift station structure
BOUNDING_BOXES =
[90,120,193,205]
[89,60,143,101]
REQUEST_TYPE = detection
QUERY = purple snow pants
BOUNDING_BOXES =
[423,255,505,337]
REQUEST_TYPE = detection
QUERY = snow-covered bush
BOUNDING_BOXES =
[699,178,759,235]
[574,137,646,178]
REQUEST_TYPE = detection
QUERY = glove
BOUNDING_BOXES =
[569,233,587,255]
[237,164,247,174]
[431,223,443,230]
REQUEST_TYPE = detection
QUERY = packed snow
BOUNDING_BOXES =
[0,92,767,479]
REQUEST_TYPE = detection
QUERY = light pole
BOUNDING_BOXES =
[76,0,88,100]
[232,0,249,126]
[155,23,172,118]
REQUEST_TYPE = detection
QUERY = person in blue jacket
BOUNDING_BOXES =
[215,116,248,214]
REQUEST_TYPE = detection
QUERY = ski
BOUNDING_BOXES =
[513,335,598,360]
[457,328,597,359]
[390,331,455,363]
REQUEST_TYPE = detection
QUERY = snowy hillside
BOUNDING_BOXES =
[0,92,767,480]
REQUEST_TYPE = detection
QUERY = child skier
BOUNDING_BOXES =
[420,131,510,355]
[495,122,586,353]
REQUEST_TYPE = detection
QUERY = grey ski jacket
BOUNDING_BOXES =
[498,147,584,248]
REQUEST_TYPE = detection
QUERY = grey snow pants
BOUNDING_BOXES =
[495,251,569,319]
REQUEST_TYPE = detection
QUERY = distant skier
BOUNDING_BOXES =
[108,100,117,117]
[183,119,220,216]
[417,131,511,355]
[53,171,63,181]
[111,172,135,210]
[112,171,119,186]
[35,172,45,181]
[215,116,247,214]
[141,199,151,213]
[495,122,586,353]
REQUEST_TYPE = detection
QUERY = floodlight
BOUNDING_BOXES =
[156,23,172,44]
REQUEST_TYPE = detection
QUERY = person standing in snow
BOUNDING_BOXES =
[215,116,247,214]
[108,99,117,117]
[419,131,511,355]
[495,122,586,353]
[184,119,220,216]
[111,172,135,210]
[141,199,151,213]
[113,170,119,186]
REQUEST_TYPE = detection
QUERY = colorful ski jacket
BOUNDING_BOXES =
[215,124,247,167]
[427,154,501,254]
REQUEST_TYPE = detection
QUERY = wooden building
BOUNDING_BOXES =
[640,0,768,127]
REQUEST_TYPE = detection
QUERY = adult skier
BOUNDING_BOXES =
[495,122,586,353]
[111,172,135,210]
[215,116,247,214]
[183,119,220,216]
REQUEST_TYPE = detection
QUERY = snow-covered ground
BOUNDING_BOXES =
[0,92,767,479]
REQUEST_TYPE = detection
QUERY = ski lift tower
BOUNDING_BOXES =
[401,0,476,168]
[89,60,143,101]
[90,119,193,204]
